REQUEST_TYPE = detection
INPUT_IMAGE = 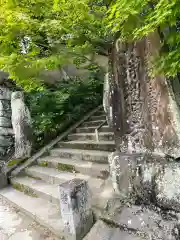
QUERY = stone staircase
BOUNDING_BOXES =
[0,106,115,238]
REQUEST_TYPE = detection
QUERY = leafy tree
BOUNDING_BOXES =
[108,0,180,77]
[0,0,110,90]
[0,0,180,90]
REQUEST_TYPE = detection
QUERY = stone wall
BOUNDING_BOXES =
[0,86,13,158]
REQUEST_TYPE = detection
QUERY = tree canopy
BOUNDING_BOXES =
[0,0,180,90]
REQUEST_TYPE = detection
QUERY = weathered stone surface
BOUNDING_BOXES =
[155,162,180,212]
[108,151,168,200]
[0,86,13,158]
[0,136,13,147]
[0,101,11,119]
[59,179,94,240]
[11,91,32,159]
[108,151,140,198]
[0,87,11,100]
[0,100,11,112]
[110,32,180,158]
[108,149,180,215]
[84,220,143,240]
[0,127,13,136]
[0,117,11,128]
[104,205,179,240]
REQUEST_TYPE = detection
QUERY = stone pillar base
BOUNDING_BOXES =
[59,179,94,240]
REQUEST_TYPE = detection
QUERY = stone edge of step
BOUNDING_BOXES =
[0,186,65,238]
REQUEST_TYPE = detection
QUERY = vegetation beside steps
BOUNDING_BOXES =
[1,107,113,240]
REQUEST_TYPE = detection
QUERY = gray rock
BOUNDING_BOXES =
[0,100,11,112]
[108,151,167,201]
[108,152,140,198]
[0,127,13,136]
[155,162,180,212]
[0,87,11,100]
[0,136,13,147]
[11,91,32,159]
[104,205,179,240]
[0,117,11,127]
[84,220,143,240]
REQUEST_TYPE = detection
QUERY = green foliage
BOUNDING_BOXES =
[107,0,180,77]
[0,0,108,90]
[26,73,103,150]
[1,0,180,85]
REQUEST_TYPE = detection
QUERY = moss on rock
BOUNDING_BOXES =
[39,161,48,167]
[8,159,23,167]
[12,182,38,198]
[56,163,79,173]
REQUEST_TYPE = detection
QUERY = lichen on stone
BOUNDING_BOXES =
[39,161,48,167]
[7,158,23,167]
[12,182,38,198]
[56,163,79,173]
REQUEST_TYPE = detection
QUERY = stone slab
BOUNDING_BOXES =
[68,132,114,142]
[25,166,104,195]
[11,176,60,205]
[104,205,179,240]
[81,120,106,127]
[76,125,111,133]
[0,195,60,240]
[155,162,180,212]
[37,156,109,179]
[50,148,110,163]
[0,187,65,238]
[90,115,106,121]
[84,220,143,240]
[58,140,115,152]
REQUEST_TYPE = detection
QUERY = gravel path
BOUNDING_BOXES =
[0,196,60,240]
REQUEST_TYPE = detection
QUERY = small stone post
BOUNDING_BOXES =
[59,179,94,240]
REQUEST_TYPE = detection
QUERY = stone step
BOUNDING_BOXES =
[57,140,115,152]
[68,132,114,142]
[25,166,105,195]
[50,148,110,163]
[0,187,64,238]
[37,156,109,179]
[81,120,106,127]
[10,176,112,219]
[89,115,106,121]
[76,125,112,133]
[11,176,60,205]
[93,109,105,116]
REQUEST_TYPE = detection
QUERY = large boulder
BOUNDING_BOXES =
[108,151,180,212]
[103,205,179,240]
[155,162,180,212]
